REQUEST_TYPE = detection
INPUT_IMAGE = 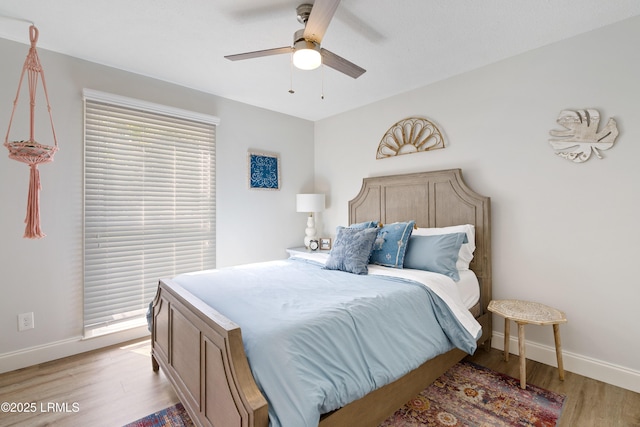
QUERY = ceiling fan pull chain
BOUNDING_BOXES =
[321,63,325,100]
[289,52,295,94]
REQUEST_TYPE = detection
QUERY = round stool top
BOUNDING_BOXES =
[488,299,567,325]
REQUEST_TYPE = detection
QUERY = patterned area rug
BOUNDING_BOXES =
[122,403,194,427]
[124,361,565,427]
[379,361,566,427]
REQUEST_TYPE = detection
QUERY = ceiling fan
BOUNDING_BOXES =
[224,0,366,79]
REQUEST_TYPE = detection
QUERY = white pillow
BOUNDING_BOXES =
[413,224,475,270]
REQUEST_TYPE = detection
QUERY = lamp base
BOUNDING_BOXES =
[303,213,317,248]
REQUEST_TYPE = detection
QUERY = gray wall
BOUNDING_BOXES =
[2,16,639,393]
[314,16,640,392]
[0,37,314,370]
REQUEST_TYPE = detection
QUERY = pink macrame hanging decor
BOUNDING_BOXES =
[4,25,59,239]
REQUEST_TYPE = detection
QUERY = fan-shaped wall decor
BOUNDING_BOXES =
[376,117,444,159]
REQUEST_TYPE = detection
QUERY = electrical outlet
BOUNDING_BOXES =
[18,312,34,331]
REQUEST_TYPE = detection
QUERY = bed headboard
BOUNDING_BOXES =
[348,168,492,316]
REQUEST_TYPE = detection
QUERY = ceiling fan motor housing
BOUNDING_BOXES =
[296,4,313,24]
[293,28,316,46]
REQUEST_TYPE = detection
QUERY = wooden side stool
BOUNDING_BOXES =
[488,299,567,389]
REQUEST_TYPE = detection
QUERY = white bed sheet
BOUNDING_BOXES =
[455,269,481,309]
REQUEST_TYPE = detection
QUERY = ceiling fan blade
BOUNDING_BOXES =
[321,48,366,79]
[225,46,292,61]
[303,0,340,43]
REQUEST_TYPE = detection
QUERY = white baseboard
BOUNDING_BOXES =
[0,326,150,374]
[491,332,640,394]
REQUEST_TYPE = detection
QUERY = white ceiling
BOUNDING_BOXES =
[1,1,639,121]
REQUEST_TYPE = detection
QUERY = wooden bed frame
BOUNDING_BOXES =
[151,168,491,427]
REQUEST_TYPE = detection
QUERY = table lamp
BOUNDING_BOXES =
[296,193,325,248]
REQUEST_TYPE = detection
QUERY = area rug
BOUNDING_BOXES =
[122,402,194,427]
[124,361,565,427]
[379,360,566,427]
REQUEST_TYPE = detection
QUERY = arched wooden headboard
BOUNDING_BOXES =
[348,168,492,319]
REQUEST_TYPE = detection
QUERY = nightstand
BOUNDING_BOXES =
[286,246,329,257]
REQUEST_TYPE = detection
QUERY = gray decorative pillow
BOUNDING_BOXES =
[349,220,379,230]
[324,226,378,274]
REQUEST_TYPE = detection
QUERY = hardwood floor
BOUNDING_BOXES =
[1,338,638,426]
[0,339,178,427]
[466,348,640,427]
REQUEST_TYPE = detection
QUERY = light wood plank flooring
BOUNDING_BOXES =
[0,339,178,427]
[467,348,640,427]
[1,338,638,426]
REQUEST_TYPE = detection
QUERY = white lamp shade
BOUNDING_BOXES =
[296,193,325,213]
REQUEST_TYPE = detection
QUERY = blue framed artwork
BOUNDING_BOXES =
[248,151,280,190]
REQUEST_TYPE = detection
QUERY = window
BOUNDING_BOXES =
[83,89,218,337]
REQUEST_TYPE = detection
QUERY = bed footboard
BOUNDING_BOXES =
[151,278,268,427]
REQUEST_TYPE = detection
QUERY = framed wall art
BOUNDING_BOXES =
[248,150,280,190]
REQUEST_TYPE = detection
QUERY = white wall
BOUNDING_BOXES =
[1,15,638,393]
[314,16,640,392]
[0,37,314,371]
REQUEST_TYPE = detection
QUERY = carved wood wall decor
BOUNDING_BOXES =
[548,109,618,163]
[376,117,444,159]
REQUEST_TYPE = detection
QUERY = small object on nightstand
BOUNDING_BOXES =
[488,299,567,390]
[320,238,331,250]
[309,240,319,251]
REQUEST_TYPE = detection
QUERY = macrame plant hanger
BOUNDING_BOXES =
[4,25,59,239]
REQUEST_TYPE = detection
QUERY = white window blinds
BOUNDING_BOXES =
[83,89,218,336]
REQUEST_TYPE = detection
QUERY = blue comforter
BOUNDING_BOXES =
[171,257,479,427]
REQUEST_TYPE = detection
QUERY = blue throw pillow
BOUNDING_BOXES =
[324,226,378,274]
[370,221,415,268]
[403,233,467,281]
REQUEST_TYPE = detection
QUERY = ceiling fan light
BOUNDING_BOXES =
[293,40,321,70]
